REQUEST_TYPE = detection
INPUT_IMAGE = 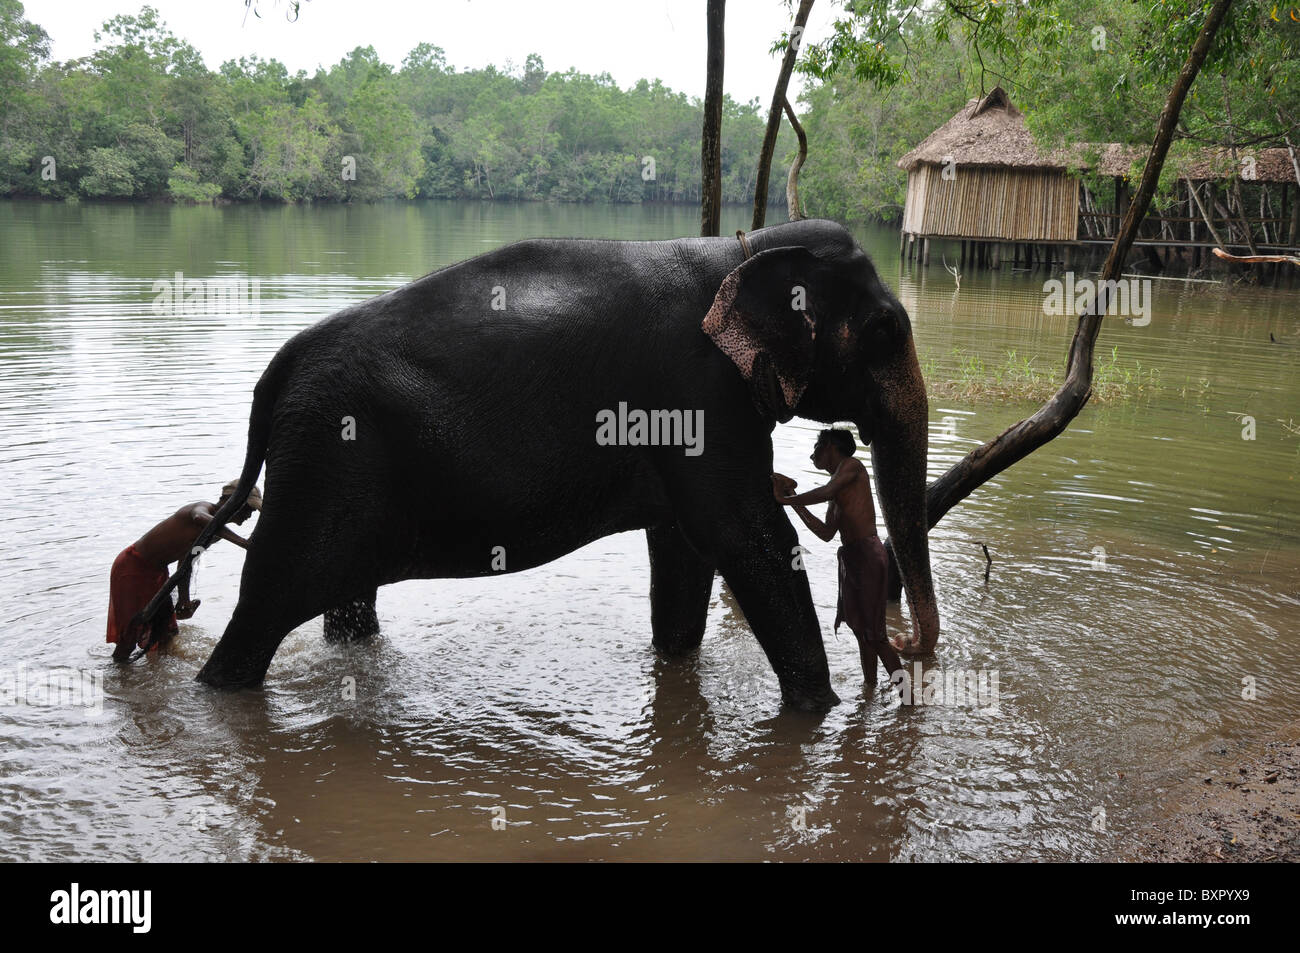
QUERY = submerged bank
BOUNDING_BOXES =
[1120,719,1300,862]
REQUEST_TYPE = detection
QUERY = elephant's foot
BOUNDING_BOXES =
[781,684,840,713]
[195,655,269,690]
[323,590,380,643]
[195,617,282,689]
[653,640,701,659]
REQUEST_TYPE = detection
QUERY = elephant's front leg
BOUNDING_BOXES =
[714,513,840,712]
[323,587,380,643]
[647,523,715,656]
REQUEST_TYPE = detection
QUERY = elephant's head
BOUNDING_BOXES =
[702,236,940,654]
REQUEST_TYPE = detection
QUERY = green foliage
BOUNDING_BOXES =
[795,0,1300,224]
[78,147,137,197]
[1,4,784,206]
[79,122,178,197]
[166,162,221,203]
[7,0,1291,217]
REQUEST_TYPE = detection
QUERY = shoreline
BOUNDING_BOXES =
[1119,719,1300,862]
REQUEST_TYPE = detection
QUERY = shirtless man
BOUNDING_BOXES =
[772,428,903,688]
[106,480,261,661]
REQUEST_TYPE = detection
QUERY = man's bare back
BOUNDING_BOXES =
[133,503,233,569]
[824,457,878,545]
[132,489,256,621]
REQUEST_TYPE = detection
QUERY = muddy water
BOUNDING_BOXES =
[0,200,1297,861]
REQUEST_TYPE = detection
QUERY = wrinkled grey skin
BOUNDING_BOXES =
[150,219,938,712]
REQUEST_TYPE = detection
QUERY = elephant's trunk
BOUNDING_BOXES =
[864,338,940,653]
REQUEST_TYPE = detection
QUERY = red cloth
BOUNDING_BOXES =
[833,535,888,648]
[106,545,177,649]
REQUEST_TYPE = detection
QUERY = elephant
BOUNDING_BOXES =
[141,217,939,712]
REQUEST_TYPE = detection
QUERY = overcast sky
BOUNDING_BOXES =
[40,0,843,105]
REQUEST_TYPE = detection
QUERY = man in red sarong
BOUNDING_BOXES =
[106,480,261,661]
[772,428,903,688]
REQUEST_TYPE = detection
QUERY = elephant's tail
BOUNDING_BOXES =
[132,348,294,633]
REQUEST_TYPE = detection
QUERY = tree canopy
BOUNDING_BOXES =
[0,2,790,205]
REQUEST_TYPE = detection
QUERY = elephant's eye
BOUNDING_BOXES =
[867,312,898,350]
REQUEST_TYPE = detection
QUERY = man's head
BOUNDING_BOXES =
[811,427,856,472]
[218,479,262,525]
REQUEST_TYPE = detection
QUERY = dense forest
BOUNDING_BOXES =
[0,0,1296,225]
[0,2,790,207]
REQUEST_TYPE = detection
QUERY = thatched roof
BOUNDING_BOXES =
[898,87,1298,184]
[1094,144,1298,183]
[896,87,1079,172]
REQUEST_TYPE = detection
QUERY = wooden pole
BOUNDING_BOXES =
[700,0,725,237]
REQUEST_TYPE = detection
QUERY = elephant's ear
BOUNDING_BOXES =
[702,246,822,423]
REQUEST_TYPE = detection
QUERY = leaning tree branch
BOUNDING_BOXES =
[886,0,1237,595]
[1212,248,1300,267]
[752,0,815,230]
[782,95,808,221]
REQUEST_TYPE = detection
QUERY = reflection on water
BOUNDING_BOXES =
[0,201,1297,861]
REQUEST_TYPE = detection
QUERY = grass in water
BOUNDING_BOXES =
[920,345,1163,403]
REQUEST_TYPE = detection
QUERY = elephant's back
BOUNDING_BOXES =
[260,233,741,464]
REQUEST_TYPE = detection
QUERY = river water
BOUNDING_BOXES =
[0,200,1297,861]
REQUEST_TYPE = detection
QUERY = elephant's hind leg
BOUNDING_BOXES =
[324,587,380,643]
[647,524,714,656]
[196,509,382,688]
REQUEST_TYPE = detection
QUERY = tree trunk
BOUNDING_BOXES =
[886,0,1237,597]
[782,96,808,221]
[700,0,726,237]
[751,0,815,230]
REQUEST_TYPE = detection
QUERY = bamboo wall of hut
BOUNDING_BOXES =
[902,164,1078,241]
